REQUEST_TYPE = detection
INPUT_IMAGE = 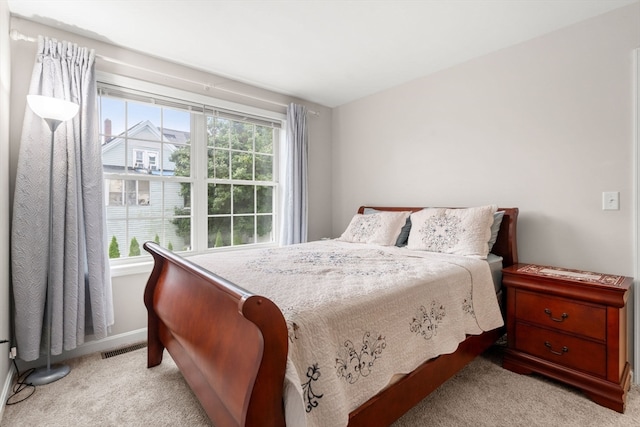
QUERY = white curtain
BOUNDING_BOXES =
[280,103,308,245]
[12,37,114,361]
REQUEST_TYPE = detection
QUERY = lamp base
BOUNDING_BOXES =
[26,364,70,386]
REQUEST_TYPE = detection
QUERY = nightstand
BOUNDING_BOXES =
[502,263,632,413]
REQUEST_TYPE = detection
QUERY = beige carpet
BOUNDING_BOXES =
[1,343,639,426]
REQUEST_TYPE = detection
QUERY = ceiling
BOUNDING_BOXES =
[7,0,639,108]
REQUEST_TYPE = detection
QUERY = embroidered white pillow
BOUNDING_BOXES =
[407,205,497,259]
[338,211,411,246]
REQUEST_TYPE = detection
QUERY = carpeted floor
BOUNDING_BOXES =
[2,343,639,426]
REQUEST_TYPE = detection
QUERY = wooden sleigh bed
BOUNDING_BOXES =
[143,206,519,427]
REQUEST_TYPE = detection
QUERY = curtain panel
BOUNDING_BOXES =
[12,37,114,361]
[281,103,309,245]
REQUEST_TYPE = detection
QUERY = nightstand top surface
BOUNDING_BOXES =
[503,263,632,290]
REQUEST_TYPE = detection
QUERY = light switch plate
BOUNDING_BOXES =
[602,191,620,210]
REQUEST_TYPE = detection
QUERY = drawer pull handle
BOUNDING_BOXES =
[544,341,569,356]
[544,308,568,322]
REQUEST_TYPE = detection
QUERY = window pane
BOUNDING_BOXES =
[106,221,126,259]
[231,151,253,180]
[168,215,191,251]
[125,180,137,206]
[102,120,127,175]
[162,108,191,142]
[128,102,161,140]
[160,221,180,251]
[209,148,229,179]
[256,186,272,213]
[138,180,150,205]
[100,97,125,141]
[233,185,254,214]
[211,117,230,148]
[167,181,191,212]
[146,218,185,251]
[126,219,162,256]
[168,181,192,247]
[107,179,123,205]
[105,178,127,256]
[208,216,231,248]
[231,121,253,151]
[209,184,231,215]
[255,125,273,154]
[255,154,272,181]
[257,215,273,242]
[170,143,191,177]
[233,216,255,246]
[169,182,191,250]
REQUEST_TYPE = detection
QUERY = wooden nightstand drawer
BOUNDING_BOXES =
[515,323,606,377]
[515,290,606,341]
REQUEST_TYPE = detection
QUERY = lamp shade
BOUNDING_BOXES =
[27,95,79,122]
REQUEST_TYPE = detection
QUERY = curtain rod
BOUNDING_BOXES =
[10,29,319,116]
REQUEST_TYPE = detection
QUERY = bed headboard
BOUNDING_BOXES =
[357,206,519,267]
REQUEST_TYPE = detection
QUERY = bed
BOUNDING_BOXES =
[143,205,518,427]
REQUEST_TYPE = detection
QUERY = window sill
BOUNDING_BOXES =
[109,243,280,278]
[109,259,154,278]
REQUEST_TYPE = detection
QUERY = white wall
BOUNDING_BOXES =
[8,17,333,364]
[0,0,13,421]
[332,2,640,375]
[333,3,640,277]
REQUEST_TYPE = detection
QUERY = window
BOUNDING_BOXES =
[99,82,281,260]
[148,153,157,170]
[132,149,159,171]
[106,179,150,206]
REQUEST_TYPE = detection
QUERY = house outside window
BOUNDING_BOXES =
[133,149,159,171]
[107,179,150,206]
[99,81,281,260]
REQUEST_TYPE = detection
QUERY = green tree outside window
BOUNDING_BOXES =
[170,117,274,249]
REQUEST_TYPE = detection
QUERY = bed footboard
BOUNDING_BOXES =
[143,242,288,427]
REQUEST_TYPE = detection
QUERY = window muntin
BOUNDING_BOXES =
[99,84,280,261]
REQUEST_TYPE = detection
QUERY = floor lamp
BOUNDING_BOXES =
[25,94,79,386]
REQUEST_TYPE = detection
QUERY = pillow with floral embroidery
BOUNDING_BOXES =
[363,208,412,247]
[407,205,497,259]
[337,211,411,246]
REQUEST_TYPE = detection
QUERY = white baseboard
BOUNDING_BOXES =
[0,362,16,424]
[16,328,148,371]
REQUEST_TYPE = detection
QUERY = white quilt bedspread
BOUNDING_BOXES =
[189,240,504,427]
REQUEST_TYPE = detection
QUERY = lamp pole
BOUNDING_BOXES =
[25,95,79,386]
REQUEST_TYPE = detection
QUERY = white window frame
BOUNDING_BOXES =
[98,73,285,275]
